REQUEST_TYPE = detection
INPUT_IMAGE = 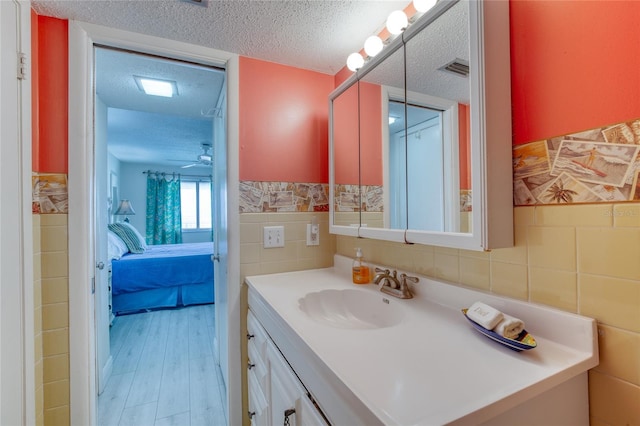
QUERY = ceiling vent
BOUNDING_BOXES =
[180,0,208,7]
[439,59,469,77]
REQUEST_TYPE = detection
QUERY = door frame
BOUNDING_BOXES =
[68,21,241,425]
[0,1,34,424]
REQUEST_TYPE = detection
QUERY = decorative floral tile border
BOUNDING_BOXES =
[513,118,640,205]
[333,185,472,213]
[239,181,329,213]
[32,173,68,214]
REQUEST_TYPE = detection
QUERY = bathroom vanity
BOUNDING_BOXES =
[245,255,598,425]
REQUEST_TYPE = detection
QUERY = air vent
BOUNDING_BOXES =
[180,0,208,7]
[439,59,469,77]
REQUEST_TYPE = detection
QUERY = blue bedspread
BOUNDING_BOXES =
[111,242,214,296]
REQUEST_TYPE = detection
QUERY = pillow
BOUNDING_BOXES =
[107,230,129,260]
[108,223,146,254]
[119,221,148,250]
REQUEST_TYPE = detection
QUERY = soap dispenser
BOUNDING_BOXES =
[352,248,371,284]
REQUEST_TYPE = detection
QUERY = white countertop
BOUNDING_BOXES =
[246,255,598,425]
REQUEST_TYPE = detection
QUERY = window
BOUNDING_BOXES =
[180,180,212,230]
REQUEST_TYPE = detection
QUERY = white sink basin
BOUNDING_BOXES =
[298,289,405,329]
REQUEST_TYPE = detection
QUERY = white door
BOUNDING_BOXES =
[94,95,112,394]
[0,0,33,424]
[213,87,230,413]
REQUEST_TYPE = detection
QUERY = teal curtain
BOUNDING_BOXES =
[146,174,182,245]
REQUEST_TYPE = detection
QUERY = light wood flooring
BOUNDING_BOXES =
[98,304,227,426]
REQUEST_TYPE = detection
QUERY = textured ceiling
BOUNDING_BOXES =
[31,0,410,75]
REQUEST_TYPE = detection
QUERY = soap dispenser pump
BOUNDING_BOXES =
[352,248,370,284]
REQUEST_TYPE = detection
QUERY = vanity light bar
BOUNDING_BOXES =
[345,0,439,72]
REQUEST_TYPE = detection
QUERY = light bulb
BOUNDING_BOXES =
[413,0,437,13]
[386,10,408,35]
[364,35,384,57]
[346,52,364,71]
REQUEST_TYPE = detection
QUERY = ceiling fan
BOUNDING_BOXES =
[180,143,213,168]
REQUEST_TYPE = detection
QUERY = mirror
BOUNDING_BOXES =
[330,0,513,250]
[358,44,404,232]
[331,82,361,232]
[403,0,470,233]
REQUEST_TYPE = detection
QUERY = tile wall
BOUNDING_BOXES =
[239,212,335,279]
[39,214,70,425]
[336,203,640,426]
[33,215,43,426]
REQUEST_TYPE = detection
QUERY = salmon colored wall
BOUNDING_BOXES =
[333,81,383,186]
[333,84,359,184]
[32,14,68,173]
[359,81,382,186]
[511,0,640,145]
[239,56,333,183]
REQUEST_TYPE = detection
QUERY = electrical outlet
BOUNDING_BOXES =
[306,223,319,246]
[263,226,285,248]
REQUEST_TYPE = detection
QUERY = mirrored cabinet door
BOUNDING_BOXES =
[331,81,361,233]
[329,0,513,250]
[358,45,404,233]
[403,0,470,234]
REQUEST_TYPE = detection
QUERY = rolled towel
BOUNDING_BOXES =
[493,314,525,339]
[466,302,504,330]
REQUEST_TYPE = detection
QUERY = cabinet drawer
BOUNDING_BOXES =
[247,310,269,356]
[248,337,268,394]
[248,367,269,426]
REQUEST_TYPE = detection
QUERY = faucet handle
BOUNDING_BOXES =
[400,273,419,285]
[375,267,390,274]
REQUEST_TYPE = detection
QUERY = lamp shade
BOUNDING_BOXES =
[114,199,135,216]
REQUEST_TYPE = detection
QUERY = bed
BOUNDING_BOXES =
[108,224,214,315]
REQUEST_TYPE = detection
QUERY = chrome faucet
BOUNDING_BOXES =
[374,268,417,299]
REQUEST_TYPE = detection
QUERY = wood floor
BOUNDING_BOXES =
[98,304,227,426]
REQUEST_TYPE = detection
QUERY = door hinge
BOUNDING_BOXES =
[17,52,27,80]
[91,277,96,294]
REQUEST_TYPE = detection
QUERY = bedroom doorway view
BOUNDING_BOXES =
[93,46,228,425]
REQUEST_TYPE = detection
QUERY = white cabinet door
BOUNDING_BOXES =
[266,340,328,426]
[267,341,300,426]
[247,310,329,426]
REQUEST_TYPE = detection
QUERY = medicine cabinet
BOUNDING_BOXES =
[329,0,513,250]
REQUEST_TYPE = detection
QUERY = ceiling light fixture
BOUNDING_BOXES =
[134,76,178,98]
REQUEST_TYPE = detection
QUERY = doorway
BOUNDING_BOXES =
[67,23,242,426]
[94,46,227,424]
